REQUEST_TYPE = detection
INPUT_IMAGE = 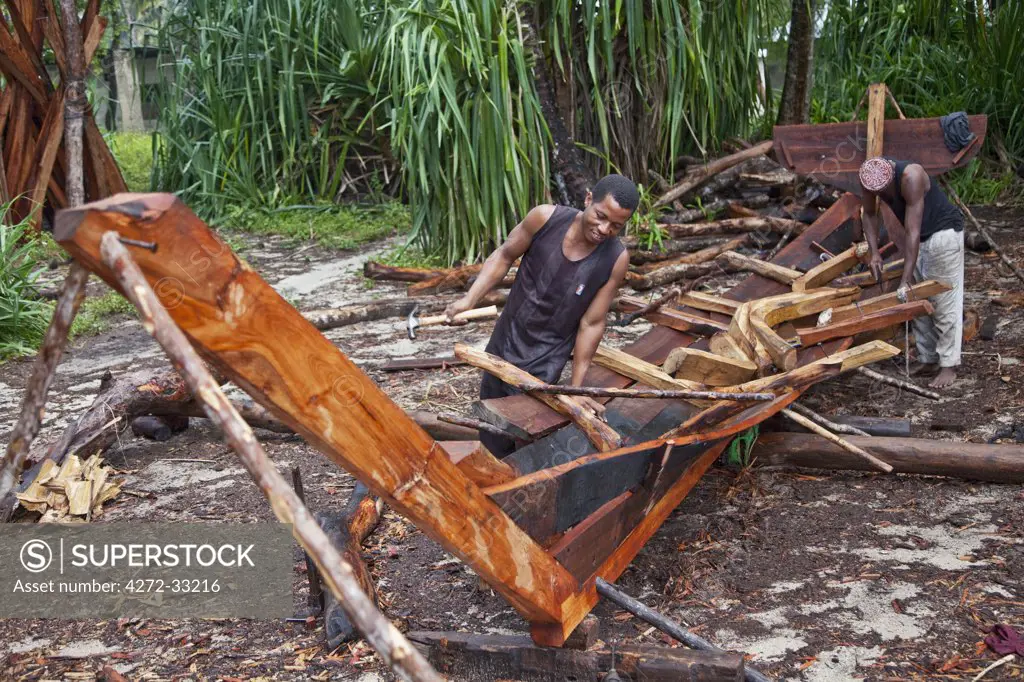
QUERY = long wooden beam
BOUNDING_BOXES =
[829,280,949,323]
[53,193,578,629]
[796,300,933,345]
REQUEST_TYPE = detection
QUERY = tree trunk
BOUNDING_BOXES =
[776,0,815,126]
[520,11,595,207]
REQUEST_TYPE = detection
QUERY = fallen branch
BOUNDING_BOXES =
[99,231,442,682]
[788,403,871,437]
[856,366,941,400]
[595,578,771,682]
[663,217,806,239]
[654,140,774,207]
[781,409,892,473]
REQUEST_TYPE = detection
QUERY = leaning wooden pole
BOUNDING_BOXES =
[97,231,443,682]
[0,1,93,514]
[781,409,892,473]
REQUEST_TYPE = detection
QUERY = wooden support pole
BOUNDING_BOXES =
[856,366,940,400]
[595,578,770,682]
[0,264,88,520]
[97,231,442,682]
[781,408,893,473]
[454,343,623,452]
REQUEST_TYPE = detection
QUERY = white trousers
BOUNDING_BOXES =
[912,229,964,368]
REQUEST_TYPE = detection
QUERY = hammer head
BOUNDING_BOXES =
[407,305,421,340]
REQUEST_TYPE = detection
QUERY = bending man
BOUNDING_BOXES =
[445,175,636,457]
[859,157,965,388]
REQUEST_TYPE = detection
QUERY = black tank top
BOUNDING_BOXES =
[483,205,625,387]
[884,159,964,240]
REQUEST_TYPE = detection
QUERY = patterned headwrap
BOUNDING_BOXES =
[859,157,895,192]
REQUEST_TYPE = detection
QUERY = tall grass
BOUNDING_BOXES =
[153,0,777,263]
[813,0,1024,201]
[0,202,52,360]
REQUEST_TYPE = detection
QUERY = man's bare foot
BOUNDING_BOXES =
[909,362,939,377]
[929,367,957,388]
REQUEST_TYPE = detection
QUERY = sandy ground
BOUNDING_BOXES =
[1,208,1023,682]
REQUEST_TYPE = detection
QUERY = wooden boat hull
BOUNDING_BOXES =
[773,114,987,193]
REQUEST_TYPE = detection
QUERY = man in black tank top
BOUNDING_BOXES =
[444,175,636,457]
[859,157,965,389]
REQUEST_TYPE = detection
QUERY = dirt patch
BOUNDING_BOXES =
[2,211,1023,681]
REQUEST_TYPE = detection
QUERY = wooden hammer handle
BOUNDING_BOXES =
[419,305,498,327]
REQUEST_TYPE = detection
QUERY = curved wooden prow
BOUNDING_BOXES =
[53,193,578,631]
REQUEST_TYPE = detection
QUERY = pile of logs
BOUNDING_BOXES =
[0,0,128,227]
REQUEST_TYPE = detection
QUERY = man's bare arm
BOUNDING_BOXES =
[899,166,929,290]
[861,190,884,281]
[570,250,630,393]
[445,205,555,320]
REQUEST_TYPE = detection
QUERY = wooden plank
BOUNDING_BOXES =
[792,242,868,291]
[408,631,745,682]
[829,280,949,323]
[796,300,933,345]
[454,343,623,452]
[592,345,706,395]
[615,296,729,335]
[772,115,988,193]
[678,291,740,316]
[834,259,903,287]
[53,194,578,627]
[663,347,755,386]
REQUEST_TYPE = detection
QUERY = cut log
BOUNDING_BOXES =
[635,235,749,273]
[663,347,756,386]
[753,432,1024,483]
[363,261,444,282]
[678,291,741,316]
[614,296,729,335]
[628,235,736,264]
[454,343,623,452]
[625,261,725,291]
[407,263,483,295]
[718,250,802,285]
[833,259,903,287]
[654,139,773,207]
[781,408,893,473]
[796,300,934,346]
[828,280,950,323]
[663,217,805,239]
[408,631,745,682]
[792,242,869,291]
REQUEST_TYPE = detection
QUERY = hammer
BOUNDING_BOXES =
[407,304,498,339]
